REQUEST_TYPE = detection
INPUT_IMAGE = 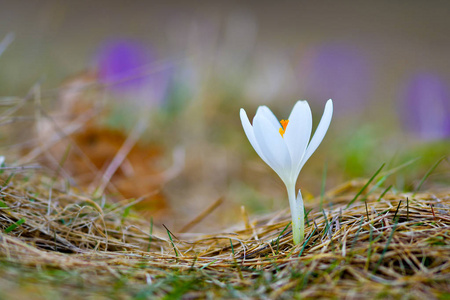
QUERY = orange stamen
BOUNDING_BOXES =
[279,119,289,137]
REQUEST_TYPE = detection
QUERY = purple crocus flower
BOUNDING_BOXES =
[298,44,372,114]
[96,39,171,107]
[399,73,450,140]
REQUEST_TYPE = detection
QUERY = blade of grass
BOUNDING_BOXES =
[189,255,198,269]
[364,200,370,221]
[298,227,317,257]
[346,163,385,209]
[373,220,398,274]
[377,157,420,180]
[406,197,409,221]
[230,239,244,280]
[430,204,436,221]
[0,198,8,208]
[162,224,179,240]
[230,239,235,256]
[349,216,364,256]
[4,172,16,185]
[200,259,219,270]
[363,157,415,202]
[5,218,26,233]
[147,217,153,252]
[414,156,446,194]
[274,222,291,255]
[304,208,312,226]
[393,200,402,222]
[321,209,331,239]
[376,185,392,202]
[163,224,179,257]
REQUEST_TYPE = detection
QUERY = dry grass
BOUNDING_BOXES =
[1,167,449,299]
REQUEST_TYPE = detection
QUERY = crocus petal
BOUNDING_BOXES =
[240,109,271,166]
[299,99,333,169]
[256,105,282,131]
[253,113,292,182]
[283,100,312,180]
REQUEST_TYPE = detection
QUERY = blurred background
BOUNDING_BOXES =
[0,0,449,232]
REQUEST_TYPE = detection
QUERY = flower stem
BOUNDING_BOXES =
[287,184,305,245]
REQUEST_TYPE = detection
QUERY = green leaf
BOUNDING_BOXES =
[5,218,26,233]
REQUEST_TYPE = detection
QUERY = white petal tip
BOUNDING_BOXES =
[295,100,309,107]
[324,99,334,116]
[240,108,248,121]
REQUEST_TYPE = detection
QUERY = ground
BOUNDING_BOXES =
[1,170,449,299]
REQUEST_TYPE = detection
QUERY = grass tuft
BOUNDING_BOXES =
[0,167,449,298]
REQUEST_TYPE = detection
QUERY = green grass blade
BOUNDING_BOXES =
[304,208,312,226]
[393,200,402,221]
[349,217,364,254]
[5,218,26,233]
[321,209,331,239]
[346,163,385,209]
[229,239,235,256]
[147,217,153,252]
[200,259,218,270]
[376,185,392,202]
[275,222,291,254]
[378,157,419,178]
[298,227,317,257]
[163,225,179,257]
[373,220,398,273]
[0,198,8,208]
[414,156,446,194]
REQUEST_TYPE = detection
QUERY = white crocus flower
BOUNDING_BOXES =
[240,99,333,245]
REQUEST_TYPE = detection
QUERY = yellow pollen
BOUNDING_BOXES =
[279,119,289,137]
